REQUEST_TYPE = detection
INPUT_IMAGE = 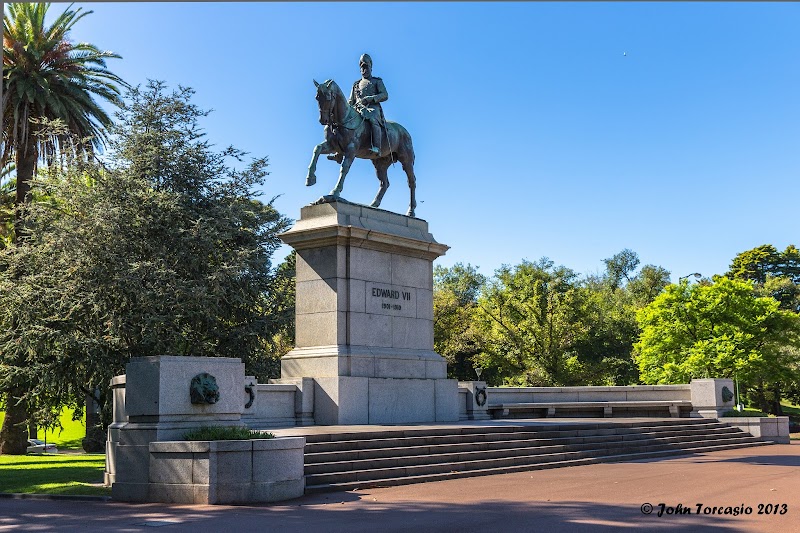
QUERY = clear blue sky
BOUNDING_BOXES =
[29,3,800,281]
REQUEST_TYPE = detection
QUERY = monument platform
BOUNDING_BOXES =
[265,417,773,494]
[279,201,458,425]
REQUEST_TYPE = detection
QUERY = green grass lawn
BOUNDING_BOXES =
[0,408,86,449]
[0,409,105,496]
[0,454,109,496]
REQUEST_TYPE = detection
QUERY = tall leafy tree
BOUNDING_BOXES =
[727,244,800,312]
[574,252,670,385]
[2,2,124,238]
[475,259,589,386]
[726,244,800,406]
[433,263,486,381]
[1,2,124,454]
[0,81,291,453]
[634,277,800,413]
[603,248,640,290]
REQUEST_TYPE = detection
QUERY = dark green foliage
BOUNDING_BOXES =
[721,409,770,418]
[183,426,273,441]
[469,251,668,387]
[727,244,800,312]
[254,252,296,380]
[2,2,125,455]
[726,244,800,412]
[475,258,589,386]
[0,81,291,437]
[603,248,640,290]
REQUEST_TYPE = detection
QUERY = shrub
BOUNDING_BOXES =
[183,426,274,441]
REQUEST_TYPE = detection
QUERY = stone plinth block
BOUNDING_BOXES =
[124,356,245,422]
[458,381,491,420]
[114,437,306,504]
[110,356,248,496]
[312,376,458,425]
[690,378,735,418]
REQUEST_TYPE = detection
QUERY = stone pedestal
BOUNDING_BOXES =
[146,437,306,504]
[112,356,246,501]
[459,381,491,420]
[690,378,735,418]
[279,201,459,424]
[104,375,127,486]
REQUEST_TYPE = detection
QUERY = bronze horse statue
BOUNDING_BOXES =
[306,79,417,217]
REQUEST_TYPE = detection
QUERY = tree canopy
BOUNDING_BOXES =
[635,277,800,387]
[3,2,124,237]
[433,263,486,380]
[0,81,291,450]
[727,244,800,312]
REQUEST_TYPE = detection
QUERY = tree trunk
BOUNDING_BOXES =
[752,382,770,413]
[771,384,783,416]
[0,133,40,454]
[82,392,105,453]
[13,131,37,244]
[28,419,38,440]
[0,386,30,455]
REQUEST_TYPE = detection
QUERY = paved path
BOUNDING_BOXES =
[1,443,797,532]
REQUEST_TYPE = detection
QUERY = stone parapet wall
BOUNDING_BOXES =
[720,417,790,444]
[113,437,305,504]
[487,385,692,404]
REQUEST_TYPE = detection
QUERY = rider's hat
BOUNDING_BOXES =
[359,53,373,68]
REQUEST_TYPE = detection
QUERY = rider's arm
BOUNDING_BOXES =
[348,83,357,106]
[372,79,388,104]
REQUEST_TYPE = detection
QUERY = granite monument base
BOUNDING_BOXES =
[279,201,459,425]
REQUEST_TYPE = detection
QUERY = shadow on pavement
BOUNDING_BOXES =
[1,496,748,532]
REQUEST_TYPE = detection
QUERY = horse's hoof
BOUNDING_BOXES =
[329,190,340,198]
[306,175,316,186]
[369,201,381,208]
[406,209,415,217]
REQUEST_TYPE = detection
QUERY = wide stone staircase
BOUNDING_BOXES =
[303,418,772,493]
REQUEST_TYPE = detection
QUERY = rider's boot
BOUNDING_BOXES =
[370,121,382,156]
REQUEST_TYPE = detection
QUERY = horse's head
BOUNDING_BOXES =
[314,79,341,125]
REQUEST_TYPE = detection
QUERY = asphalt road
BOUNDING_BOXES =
[1,443,798,532]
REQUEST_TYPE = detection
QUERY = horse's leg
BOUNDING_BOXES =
[370,157,391,208]
[330,148,356,198]
[306,140,331,186]
[401,157,417,217]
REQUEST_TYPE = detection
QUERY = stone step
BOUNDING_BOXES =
[305,428,752,474]
[304,426,743,464]
[304,432,761,476]
[303,418,720,445]
[304,421,730,454]
[306,434,764,484]
[305,440,772,493]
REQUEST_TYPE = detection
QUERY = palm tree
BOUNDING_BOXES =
[1,3,125,454]
[3,2,124,240]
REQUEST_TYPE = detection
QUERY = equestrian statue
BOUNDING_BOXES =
[306,54,417,217]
